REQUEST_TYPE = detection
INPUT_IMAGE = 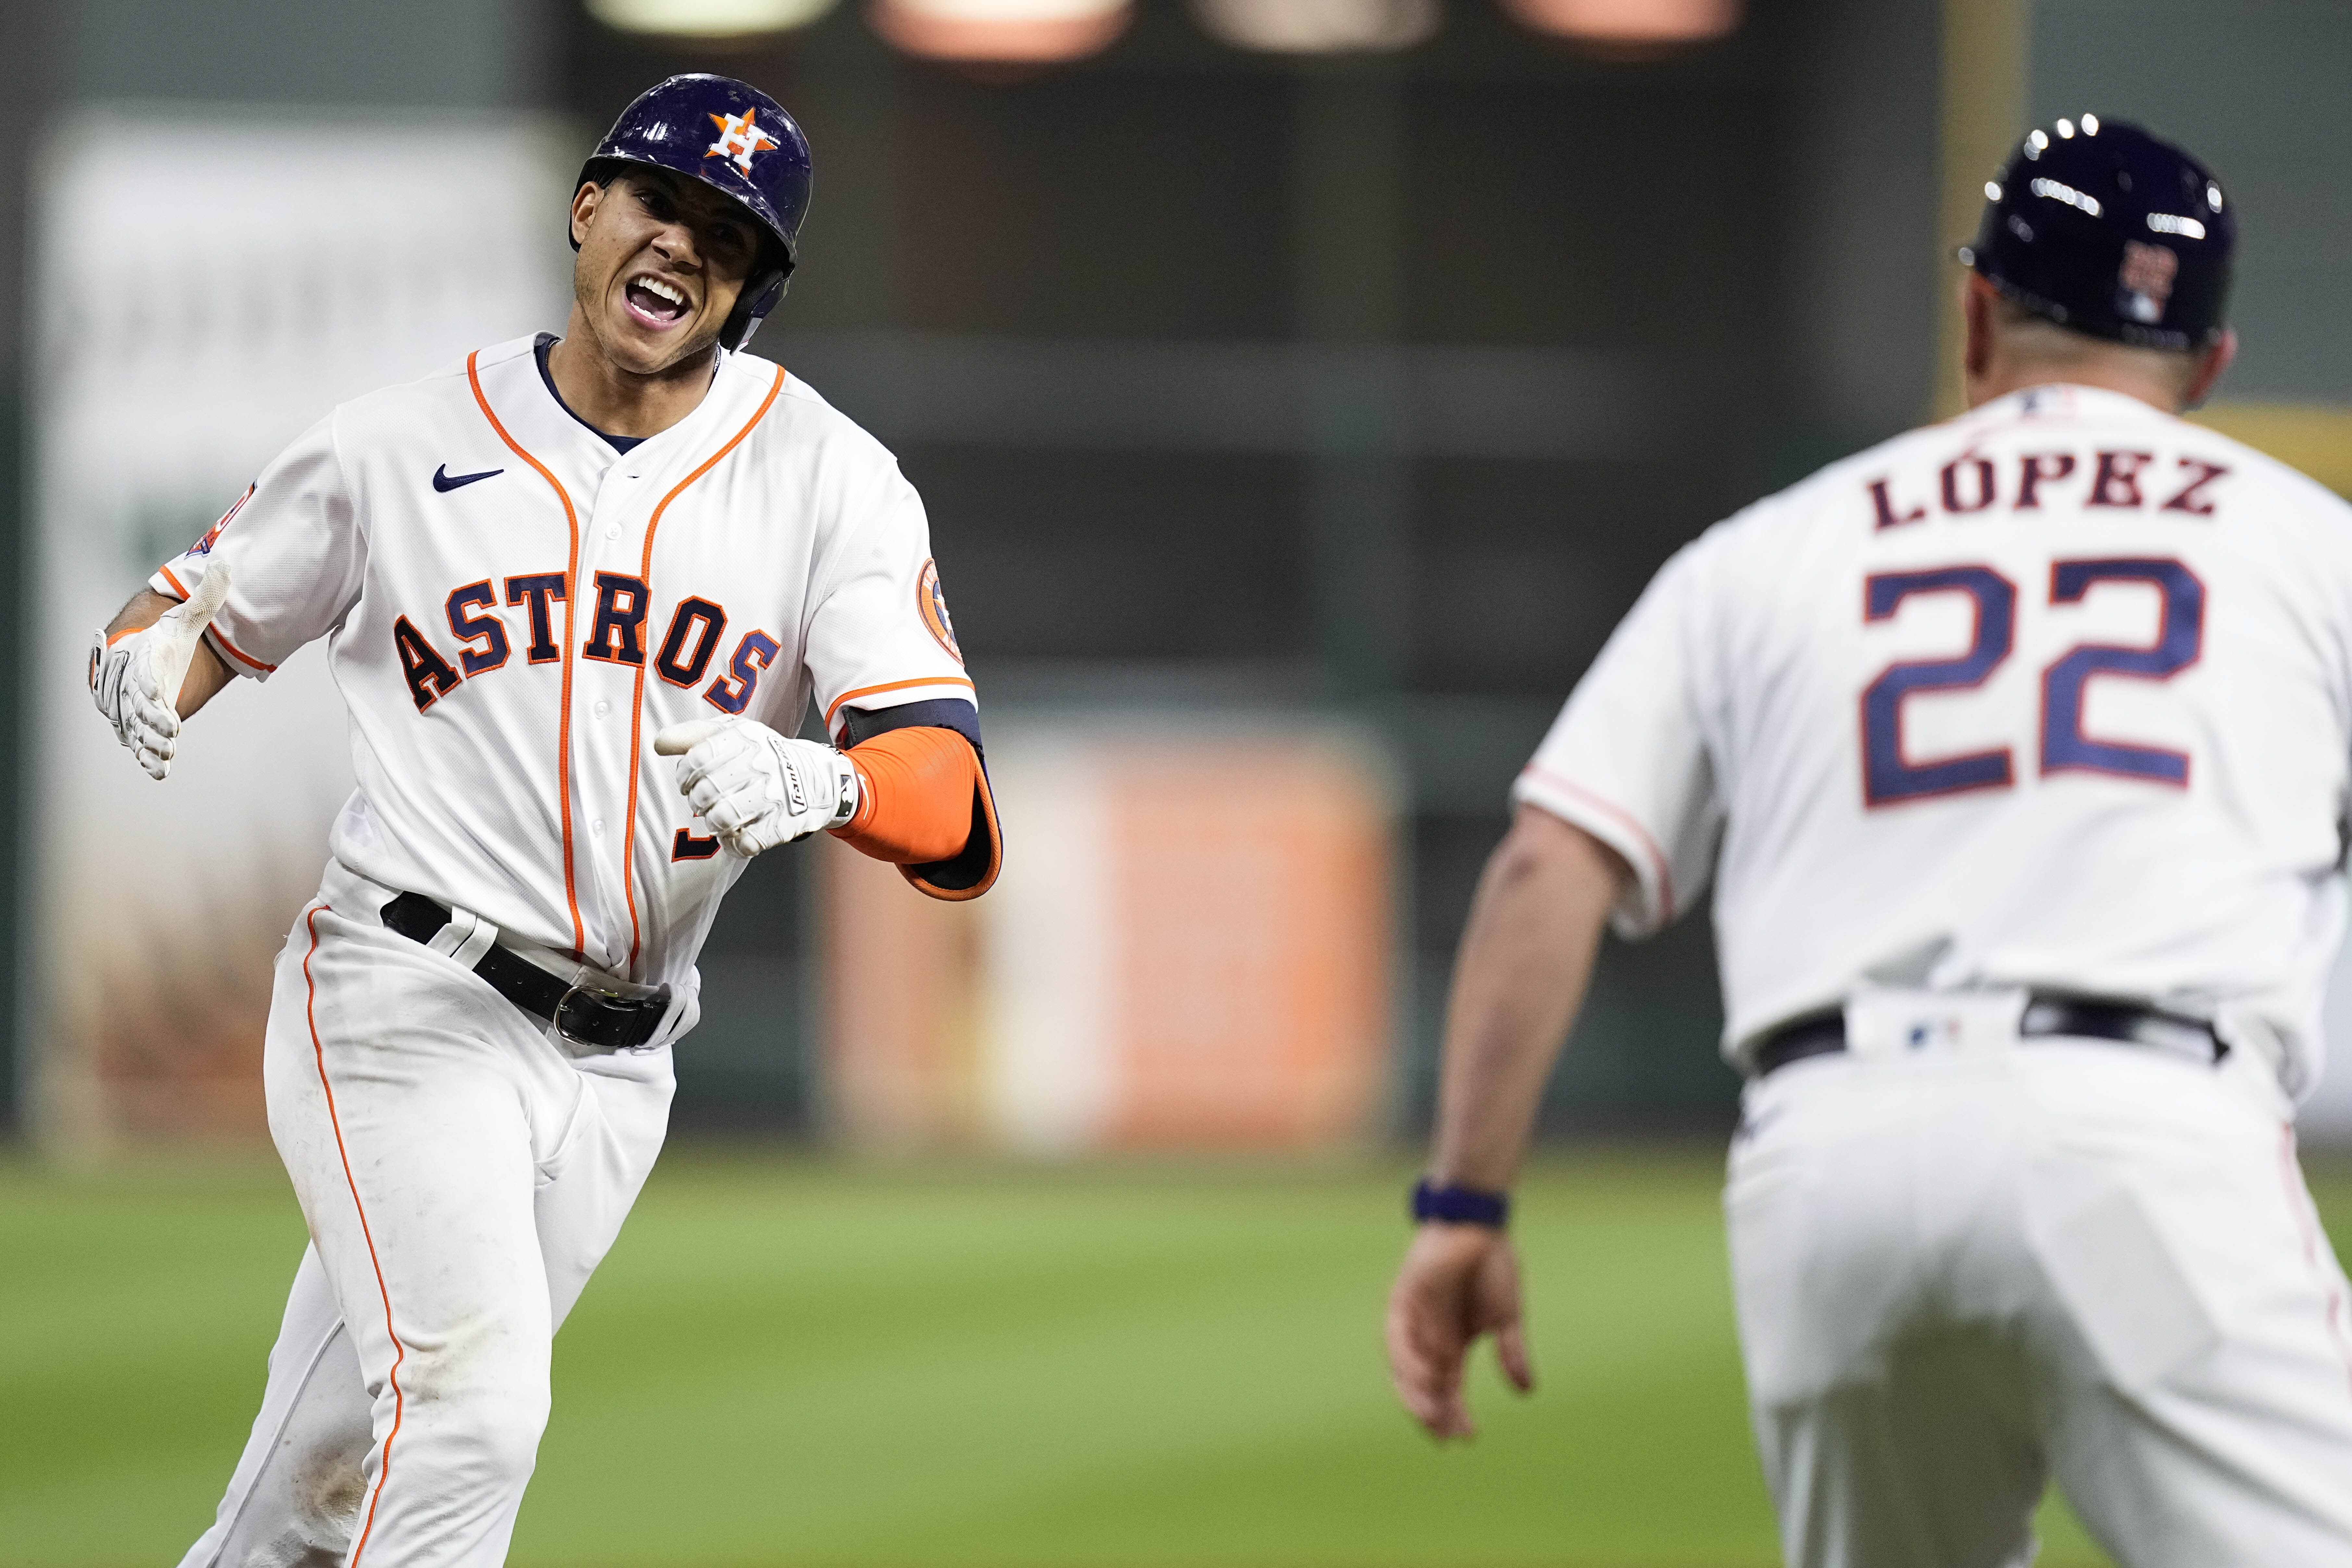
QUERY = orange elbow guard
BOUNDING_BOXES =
[831,726,980,865]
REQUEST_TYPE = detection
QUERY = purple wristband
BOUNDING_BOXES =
[1411,1177,1509,1228]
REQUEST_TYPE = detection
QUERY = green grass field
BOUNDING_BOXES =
[6,1148,2348,1567]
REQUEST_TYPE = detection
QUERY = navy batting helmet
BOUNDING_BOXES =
[575,74,814,352]
[1961,115,2232,351]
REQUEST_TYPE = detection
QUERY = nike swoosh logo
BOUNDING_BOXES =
[432,464,503,492]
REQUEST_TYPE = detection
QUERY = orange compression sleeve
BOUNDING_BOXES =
[830,726,980,865]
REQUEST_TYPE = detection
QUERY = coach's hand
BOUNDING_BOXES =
[654,717,860,858]
[1387,1222,1534,1440]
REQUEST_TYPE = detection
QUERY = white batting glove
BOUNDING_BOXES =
[652,717,860,858]
[89,629,182,779]
[88,562,234,782]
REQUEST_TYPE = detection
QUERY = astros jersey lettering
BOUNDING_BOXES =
[1518,382,2352,1097]
[154,334,973,1016]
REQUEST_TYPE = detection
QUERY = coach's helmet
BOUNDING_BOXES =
[574,74,814,352]
[1961,116,2232,352]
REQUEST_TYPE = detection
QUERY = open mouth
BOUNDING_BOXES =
[623,273,691,330]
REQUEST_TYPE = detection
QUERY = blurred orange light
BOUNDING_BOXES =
[870,0,1131,62]
[1501,0,1738,43]
[1191,0,1437,53]
[585,0,837,34]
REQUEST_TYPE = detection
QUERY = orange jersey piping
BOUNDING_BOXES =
[468,350,588,954]
[303,903,409,1566]
[208,624,278,674]
[621,362,788,972]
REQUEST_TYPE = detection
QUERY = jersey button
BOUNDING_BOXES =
[592,818,607,835]
[604,523,621,539]
[593,699,611,718]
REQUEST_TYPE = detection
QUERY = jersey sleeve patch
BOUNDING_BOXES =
[189,483,255,556]
[916,558,963,665]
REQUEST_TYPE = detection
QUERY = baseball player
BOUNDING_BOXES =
[88,74,1000,1566]
[1386,117,2352,1566]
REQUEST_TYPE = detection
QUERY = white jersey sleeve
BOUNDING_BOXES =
[149,412,364,679]
[803,462,975,738]
[1512,537,1724,938]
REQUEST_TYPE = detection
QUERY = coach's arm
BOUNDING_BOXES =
[1386,803,1630,1440]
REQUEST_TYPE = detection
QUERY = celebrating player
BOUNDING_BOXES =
[1387,117,2352,1564]
[90,74,999,1566]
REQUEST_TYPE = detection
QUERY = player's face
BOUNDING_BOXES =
[569,171,760,375]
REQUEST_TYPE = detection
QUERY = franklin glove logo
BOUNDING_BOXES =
[779,751,809,812]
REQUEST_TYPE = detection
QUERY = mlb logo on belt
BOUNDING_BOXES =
[1844,988,2027,1061]
[706,109,780,176]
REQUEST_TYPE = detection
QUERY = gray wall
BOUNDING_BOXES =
[60,0,546,107]
[1779,0,1944,457]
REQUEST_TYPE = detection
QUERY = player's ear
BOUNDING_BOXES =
[1960,273,1999,394]
[2181,327,2237,412]
[569,181,604,250]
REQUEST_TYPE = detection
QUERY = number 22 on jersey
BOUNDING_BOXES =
[1860,558,2205,807]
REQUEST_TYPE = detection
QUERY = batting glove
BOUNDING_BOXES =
[652,717,860,858]
[89,630,184,781]
[88,563,232,783]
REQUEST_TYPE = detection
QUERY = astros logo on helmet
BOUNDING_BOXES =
[575,74,815,352]
[706,109,780,176]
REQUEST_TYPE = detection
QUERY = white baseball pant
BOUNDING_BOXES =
[1727,1004,2352,1568]
[178,861,674,1568]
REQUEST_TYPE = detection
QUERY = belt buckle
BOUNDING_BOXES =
[552,981,666,1051]
[553,982,615,1049]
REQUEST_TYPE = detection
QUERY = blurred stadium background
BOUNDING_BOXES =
[3,0,2349,1563]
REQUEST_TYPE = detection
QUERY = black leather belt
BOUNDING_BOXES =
[380,892,669,1051]
[1753,994,2224,1078]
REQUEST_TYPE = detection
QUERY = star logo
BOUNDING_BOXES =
[706,109,781,177]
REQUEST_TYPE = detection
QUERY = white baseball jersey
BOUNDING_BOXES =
[152,334,978,1008]
[1518,382,2352,1098]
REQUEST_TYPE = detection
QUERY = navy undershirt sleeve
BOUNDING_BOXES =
[834,697,984,759]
